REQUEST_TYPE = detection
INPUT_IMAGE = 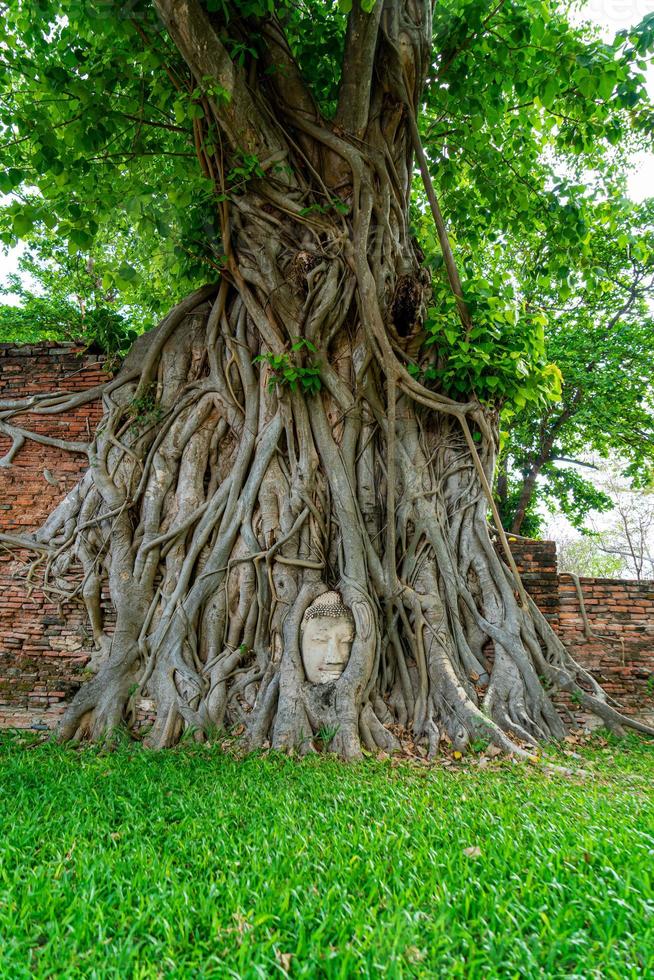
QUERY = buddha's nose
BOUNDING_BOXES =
[326,636,339,661]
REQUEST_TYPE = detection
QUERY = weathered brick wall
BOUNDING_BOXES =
[0,343,107,729]
[509,538,654,724]
[558,576,654,720]
[505,536,559,628]
[1,345,653,731]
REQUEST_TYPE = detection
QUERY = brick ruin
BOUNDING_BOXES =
[1,342,653,731]
[504,538,654,724]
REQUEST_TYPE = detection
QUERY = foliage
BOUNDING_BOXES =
[410,2,654,415]
[128,386,166,432]
[0,229,169,352]
[425,3,653,268]
[0,733,652,977]
[497,198,654,533]
[497,459,616,537]
[1,0,653,546]
[1,0,653,397]
[254,340,322,395]
[0,2,217,300]
[420,274,562,410]
[0,296,134,356]
[556,533,625,578]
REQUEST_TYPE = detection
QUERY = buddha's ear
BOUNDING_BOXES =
[351,601,373,641]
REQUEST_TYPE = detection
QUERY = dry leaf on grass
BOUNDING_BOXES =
[276,951,293,972]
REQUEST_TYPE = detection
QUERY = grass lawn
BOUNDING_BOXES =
[0,733,652,978]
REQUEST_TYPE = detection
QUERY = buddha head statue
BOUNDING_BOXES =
[300,591,354,684]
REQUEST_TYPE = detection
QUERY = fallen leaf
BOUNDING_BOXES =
[463,846,482,859]
[486,744,502,758]
[453,750,463,760]
[232,912,252,936]
[276,951,293,972]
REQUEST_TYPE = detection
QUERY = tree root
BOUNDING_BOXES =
[4,284,651,760]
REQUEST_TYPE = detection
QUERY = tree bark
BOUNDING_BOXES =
[509,396,581,534]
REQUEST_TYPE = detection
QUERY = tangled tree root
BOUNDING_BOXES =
[2,285,651,760]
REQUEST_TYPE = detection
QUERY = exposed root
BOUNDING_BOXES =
[4,285,651,759]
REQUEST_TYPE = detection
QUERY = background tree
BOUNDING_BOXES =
[1,247,133,353]
[555,532,625,579]
[600,500,654,581]
[591,469,654,581]
[0,0,653,756]
[497,198,654,535]
[0,201,186,350]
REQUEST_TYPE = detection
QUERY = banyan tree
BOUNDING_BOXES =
[1,0,652,757]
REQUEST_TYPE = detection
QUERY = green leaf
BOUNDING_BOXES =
[117,263,137,282]
[12,213,35,237]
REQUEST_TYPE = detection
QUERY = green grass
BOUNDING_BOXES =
[0,733,652,978]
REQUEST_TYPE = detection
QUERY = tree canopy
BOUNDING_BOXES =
[2,2,653,377]
[498,197,654,535]
[3,3,653,493]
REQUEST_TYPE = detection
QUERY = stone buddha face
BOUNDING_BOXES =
[300,591,354,684]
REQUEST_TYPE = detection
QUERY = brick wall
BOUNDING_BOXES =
[0,343,108,729]
[1,344,653,731]
[505,536,559,628]
[509,538,654,725]
[558,576,654,720]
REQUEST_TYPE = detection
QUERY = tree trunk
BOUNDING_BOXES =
[510,462,543,535]
[1,0,651,756]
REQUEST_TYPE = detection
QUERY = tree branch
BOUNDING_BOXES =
[258,18,319,124]
[406,107,472,333]
[550,457,599,470]
[335,0,384,136]
[154,0,282,158]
